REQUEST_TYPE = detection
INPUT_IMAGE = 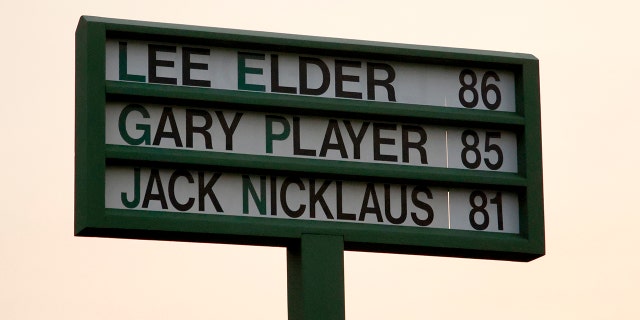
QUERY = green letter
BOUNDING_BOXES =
[265,115,290,154]
[119,42,146,82]
[119,104,151,145]
[121,167,141,208]
[238,52,266,91]
[242,175,267,215]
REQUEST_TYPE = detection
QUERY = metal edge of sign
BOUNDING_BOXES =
[104,145,527,188]
[75,17,106,236]
[105,81,527,129]
[83,15,538,65]
[92,208,536,261]
[521,60,544,253]
[75,16,545,261]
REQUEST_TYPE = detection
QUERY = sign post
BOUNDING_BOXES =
[288,235,345,320]
[76,16,544,319]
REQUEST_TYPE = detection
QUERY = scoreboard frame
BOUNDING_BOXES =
[75,16,544,262]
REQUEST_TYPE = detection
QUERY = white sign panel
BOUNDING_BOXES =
[106,40,516,112]
[106,166,519,233]
[106,102,517,172]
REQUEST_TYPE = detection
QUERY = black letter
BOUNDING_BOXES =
[373,123,397,162]
[401,125,428,164]
[335,60,362,99]
[299,57,330,95]
[367,62,396,101]
[293,116,316,156]
[198,172,223,212]
[343,120,369,159]
[309,179,333,219]
[411,186,434,226]
[182,47,211,87]
[186,109,213,149]
[271,54,297,94]
[148,44,177,85]
[215,111,243,151]
[270,176,278,216]
[384,184,407,224]
[319,119,348,158]
[359,183,383,222]
[336,181,355,221]
[153,107,183,147]
[142,169,168,209]
[168,170,195,211]
[280,176,306,218]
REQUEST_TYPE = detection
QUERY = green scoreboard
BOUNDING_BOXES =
[76,16,544,262]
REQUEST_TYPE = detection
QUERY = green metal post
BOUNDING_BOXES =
[287,234,345,320]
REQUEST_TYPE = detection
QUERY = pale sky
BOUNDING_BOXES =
[2,1,640,319]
